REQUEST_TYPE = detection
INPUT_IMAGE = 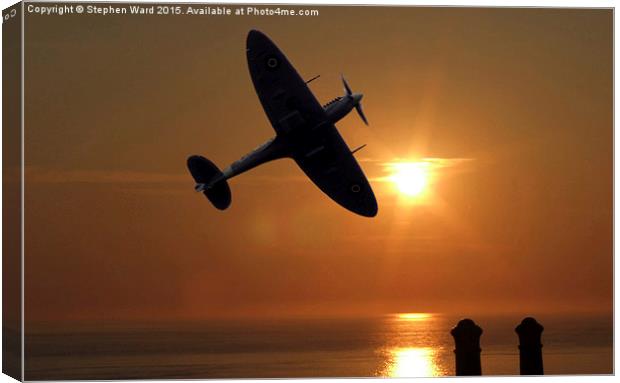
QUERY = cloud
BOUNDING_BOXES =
[25,167,188,184]
[24,157,473,186]
[24,167,309,188]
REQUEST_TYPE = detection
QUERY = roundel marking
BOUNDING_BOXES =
[351,184,361,193]
[266,57,279,69]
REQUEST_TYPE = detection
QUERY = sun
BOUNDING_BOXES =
[388,162,430,197]
[396,312,433,321]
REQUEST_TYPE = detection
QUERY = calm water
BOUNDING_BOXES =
[25,313,613,380]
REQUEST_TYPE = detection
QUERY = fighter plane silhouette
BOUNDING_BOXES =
[187,29,377,217]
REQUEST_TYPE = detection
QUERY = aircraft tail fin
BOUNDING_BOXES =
[187,155,232,210]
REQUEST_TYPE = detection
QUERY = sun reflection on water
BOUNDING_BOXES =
[387,347,441,377]
[378,313,445,377]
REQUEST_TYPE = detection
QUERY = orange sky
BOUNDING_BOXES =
[23,7,612,322]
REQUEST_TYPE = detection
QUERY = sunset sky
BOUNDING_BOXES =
[23,6,612,323]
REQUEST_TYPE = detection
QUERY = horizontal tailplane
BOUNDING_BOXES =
[187,155,231,210]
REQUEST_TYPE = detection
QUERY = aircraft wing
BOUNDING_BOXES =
[246,30,377,217]
[246,30,327,135]
[292,123,378,217]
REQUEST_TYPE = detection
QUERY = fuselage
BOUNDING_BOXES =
[219,91,363,182]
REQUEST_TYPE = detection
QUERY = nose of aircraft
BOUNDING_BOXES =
[352,93,364,104]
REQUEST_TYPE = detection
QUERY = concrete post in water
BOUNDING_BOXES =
[450,318,483,376]
[515,317,544,375]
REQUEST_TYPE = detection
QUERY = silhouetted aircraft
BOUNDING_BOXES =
[187,29,377,217]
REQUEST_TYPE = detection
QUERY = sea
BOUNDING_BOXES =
[24,313,613,380]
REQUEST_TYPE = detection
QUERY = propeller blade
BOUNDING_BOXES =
[356,104,368,126]
[341,74,352,95]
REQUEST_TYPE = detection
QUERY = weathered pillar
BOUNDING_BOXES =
[450,318,483,376]
[515,317,544,375]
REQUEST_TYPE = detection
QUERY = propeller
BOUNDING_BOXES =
[341,74,368,126]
